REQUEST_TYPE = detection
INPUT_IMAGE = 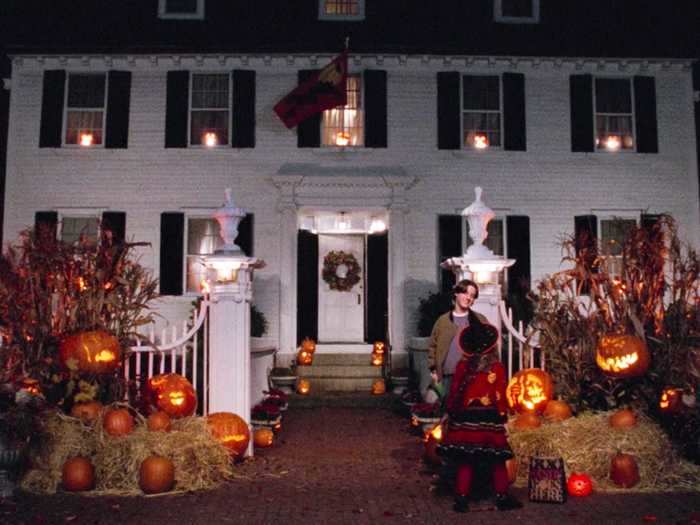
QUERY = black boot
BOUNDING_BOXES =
[495,493,522,511]
[453,495,469,513]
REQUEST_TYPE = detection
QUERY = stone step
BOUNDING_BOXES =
[306,352,377,366]
[288,391,400,409]
[314,343,374,354]
[297,364,382,379]
[297,377,383,393]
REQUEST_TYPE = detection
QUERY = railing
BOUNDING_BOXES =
[124,299,211,414]
[498,300,543,379]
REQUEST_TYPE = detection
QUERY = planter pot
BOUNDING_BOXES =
[251,415,283,432]
[269,375,296,394]
[392,376,409,394]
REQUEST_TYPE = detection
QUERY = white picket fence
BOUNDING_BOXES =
[498,299,543,380]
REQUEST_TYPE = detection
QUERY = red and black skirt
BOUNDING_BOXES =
[437,407,513,462]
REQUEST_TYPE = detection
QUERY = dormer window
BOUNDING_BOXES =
[158,0,205,20]
[494,0,540,23]
[319,0,365,21]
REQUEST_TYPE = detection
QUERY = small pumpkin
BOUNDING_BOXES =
[595,334,650,378]
[511,412,542,430]
[139,455,175,494]
[253,428,274,448]
[659,387,683,414]
[296,378,311,395]
[610,452,640,488]
[543,400,572,421]
[103,408,134,437]
[207,412,250,459]
[567,472,593,496]
[147,411,172,432]
[70,401,103,423]
[371,379,386,395]
[609,408,637,429]
[301,338,316,353]
[62,457,95,492]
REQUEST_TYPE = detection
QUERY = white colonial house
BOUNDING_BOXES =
[1,1,698,382]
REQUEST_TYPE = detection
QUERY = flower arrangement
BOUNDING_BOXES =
[251,403,281,422]
[321,250,361,292]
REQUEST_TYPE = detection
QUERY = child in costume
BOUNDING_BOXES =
[437,318,522,512]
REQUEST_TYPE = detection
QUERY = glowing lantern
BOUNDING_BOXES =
[595,335,650,378]
[296,378,311,395]
[297,350,313,366]
[423,424,443,466]
[604,135,621,151]
[59,330,122,375]
[506,368,553,414]
[567,472,593,497]
[80,133,93,146]
[373,341,385,354]
[371,352,384,366]
[147,373,197,418]
[207,412,250,459]
[301,338,316,353]
[371,379,386,395]
[659,388,683,414]
[204,132,218,147]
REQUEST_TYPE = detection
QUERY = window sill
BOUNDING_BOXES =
[311,146,376,158]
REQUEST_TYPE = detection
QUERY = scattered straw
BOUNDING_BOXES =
[507,411,700,492]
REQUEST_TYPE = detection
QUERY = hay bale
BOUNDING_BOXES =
[507,411,700,492]
[21,409,234,495]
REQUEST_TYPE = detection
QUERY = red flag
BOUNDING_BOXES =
[274,51,348,129]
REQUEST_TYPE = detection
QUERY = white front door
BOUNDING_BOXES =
[318,234,364,342]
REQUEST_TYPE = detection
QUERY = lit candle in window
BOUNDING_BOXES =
[605,135,621,151]
[335,131,351,147]
[473,134,489,149]
[204,132,218,147]
[80,133,94,146]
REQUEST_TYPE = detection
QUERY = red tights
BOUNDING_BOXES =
[455,461,509,497]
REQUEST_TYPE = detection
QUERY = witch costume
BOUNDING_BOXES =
[437,319,522,512]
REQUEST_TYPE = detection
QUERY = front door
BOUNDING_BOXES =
[318,234,364,342]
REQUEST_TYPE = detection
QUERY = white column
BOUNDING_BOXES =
[277,201,298,358]
[388,203,408,358]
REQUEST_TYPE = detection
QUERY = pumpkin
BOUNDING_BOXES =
[253,428,274,448]
[301,338,316,353]
[543,400,572,421]
[103,408,134,436]
[506,368,553,413]
[371,352,384,366]
[659,387,683,414]
[373,341,385,354]
[505,457,518,484]
[567,472,593,496]
[610,452,640,488]
[59,330,121,374]
[371,379,386,395]
[139,455,175,494]
[70,401,103,423]
[207,412,250,459]
[609,408,637,429]
[296,378,311,395]
[595,334,650,378]
[147,411,172,432]
[297,350,313,366]
[62,457,95,492]
[511,412,542,430]
[423,424,442,466]
[147,373,197,418]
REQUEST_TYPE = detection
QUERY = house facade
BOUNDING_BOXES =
[2,1,699,366]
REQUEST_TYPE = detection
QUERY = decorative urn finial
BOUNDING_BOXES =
[214,188,247,254]
[461,186,495,258]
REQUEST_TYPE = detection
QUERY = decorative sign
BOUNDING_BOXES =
[528,456,567,504]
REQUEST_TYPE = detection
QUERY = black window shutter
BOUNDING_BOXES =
[232,70,256,148]
[34,211,58,239]
[364,69,387,148]
[574,214,598,293]
[160,212,185,295]
[634,76,659,154]
[39,70,66,148]
[297,70,321,148]
[503,73,526,151]
[570,74,594,152]
[105,71,131,149]
[437,72,461,150]
[101,211,126,244]
[366,232,388,343]
[165,71,189,148]
[506,215,531,291]
[236,214,254,256]
[438,214,462,293]
[297,230,319,344]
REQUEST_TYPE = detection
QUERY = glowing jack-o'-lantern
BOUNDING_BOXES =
[595,334,650,378]
[506,368,553,414]
[253,428,274,448]
[296,378,311,395]
[567,472,593,497]
[207,412,250,459]
[59,330,122,374]
[373,341,385,354]
[147,373,197,418]
[371,379,386,395]
[297,350,313,366]
[301,338,316,353]
[423,424,442,466]
[371,352,384,366]
[659,387,683,414]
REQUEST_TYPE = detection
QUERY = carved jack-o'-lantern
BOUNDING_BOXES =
[567,472,593,497]
[506,368,553,413]
[296,378,311,395]
[207,412,250,459]
[297,350,313,366]
[659,387,683,414]
[59,330,121,374]
[423,424,442,466]
[595,334,650,378]
[371,379,386,395]
[371,352,384,366]
[301,338,316,353]
[373,341,385,354]
[147,373,197,418]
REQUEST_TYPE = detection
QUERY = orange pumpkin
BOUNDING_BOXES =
[139,455,175,494]
[371,379,386,395]
[59,330,121,374]
[371,352,384,366]
[610,452,640,488]
[659,387,683,414]
[567,472,593,496]
[373,341,386,354]
[595,334,650,378]
[505,457,518,484]
[296,378,311,395]
[62,457,95,492]
[147,411,172,432]
[70,401,103,423]
[207,412,250,459]
[543,400,572,421]
[147,373,197,418]
[103,408,134,436]
[511,412,542,430]
[301,338,316,353]
[423,424,442,466]
[253,428,274,448]
[609,408,637,429]
[506,369,553,413]
[297,350,313,366]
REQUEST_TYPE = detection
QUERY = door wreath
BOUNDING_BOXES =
[322,250,361,292]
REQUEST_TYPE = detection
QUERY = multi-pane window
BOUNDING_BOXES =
[600,218,637,276]
[190,73,230,146]
[322,75,364,147]
[158,0,204,19]
[595,78,635,151]
[186,218,223,293]
[462,75,501,149]
[494,0,540,22]
[65,74,106,146]
[319,0,364,20]
[61,216,98,244]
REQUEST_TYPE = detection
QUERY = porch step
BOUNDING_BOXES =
[307,352,376,366]
[288,391,399,409]
[296,352,383,393]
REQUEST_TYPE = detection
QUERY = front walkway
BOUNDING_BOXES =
[4,403,700,524]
